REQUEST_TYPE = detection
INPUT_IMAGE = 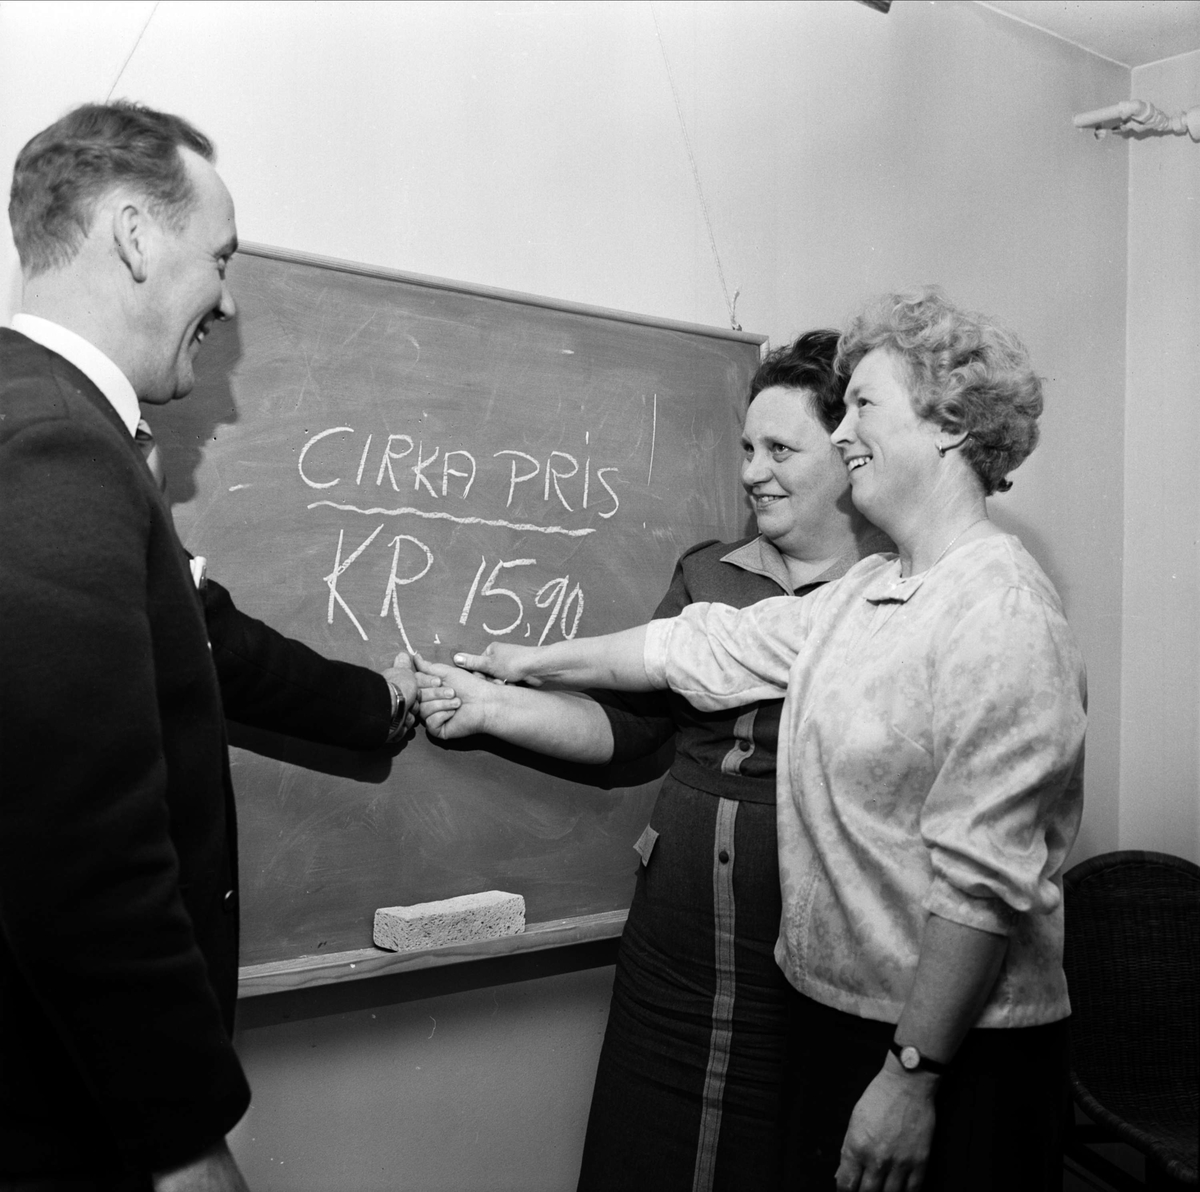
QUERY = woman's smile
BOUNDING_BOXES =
[833,348,942,521]
[740,385,853,556]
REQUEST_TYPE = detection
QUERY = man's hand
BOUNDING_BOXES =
[835,1060,937,1192]
[153,1140,250,1192]
[382,651,419,734]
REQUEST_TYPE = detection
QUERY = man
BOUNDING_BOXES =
[0,103,419,1191]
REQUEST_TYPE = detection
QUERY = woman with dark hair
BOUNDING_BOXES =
[428,289,1085,1192]
[417,330,887,1190]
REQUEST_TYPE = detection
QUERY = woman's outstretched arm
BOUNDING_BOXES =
[450,624,653,691]
[415,658,617,762]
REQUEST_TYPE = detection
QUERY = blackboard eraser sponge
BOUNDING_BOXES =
[373,891,526,953]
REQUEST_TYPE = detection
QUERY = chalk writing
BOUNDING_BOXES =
[322,533,588,647]
[534,576,584,645]
[477,558,537,636]
[459,557,488,626]
[298,415,642,649]
[299,427,620,519]
[324,524,384,641]
[307,502,596,538]
[298,426,353,489]
[380,534,434,653]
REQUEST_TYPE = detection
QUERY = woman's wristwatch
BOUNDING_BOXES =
[889,1041,949,1075]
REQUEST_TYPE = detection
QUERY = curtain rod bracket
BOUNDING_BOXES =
[1073,99,1200,142]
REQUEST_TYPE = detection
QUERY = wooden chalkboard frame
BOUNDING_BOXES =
[209,244,766,997]
[238,909,628,997]
[233,243,766,350]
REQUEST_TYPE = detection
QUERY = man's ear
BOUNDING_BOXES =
[112,198,151,284]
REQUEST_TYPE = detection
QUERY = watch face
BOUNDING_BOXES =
[900,1045,921,1070]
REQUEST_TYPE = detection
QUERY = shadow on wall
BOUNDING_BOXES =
[7,268,20,319]
[989,502,1060,597]
[154,315,243,506]
[151,316,415,784]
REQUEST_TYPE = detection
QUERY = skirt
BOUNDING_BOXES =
[780,990,1070,1191]
[576,772,790,1192]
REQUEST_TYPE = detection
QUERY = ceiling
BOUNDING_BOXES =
[980,0,1200,67]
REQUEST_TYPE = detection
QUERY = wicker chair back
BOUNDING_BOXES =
[1063,849,1200,1186]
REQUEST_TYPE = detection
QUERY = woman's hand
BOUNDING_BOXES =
[452,642,545,687]
[453,624,652,692]
[835,1060,937,1192]
[833,914,1005,1190]
[414,656,507,738]
[415,656,617,760]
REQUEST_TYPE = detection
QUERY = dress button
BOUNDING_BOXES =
[718,849,730,864]
[223,889,235,906]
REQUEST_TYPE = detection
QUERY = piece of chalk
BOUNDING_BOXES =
[373,891,525,953]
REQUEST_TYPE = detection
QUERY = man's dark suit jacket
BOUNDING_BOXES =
[0,328,394,1179]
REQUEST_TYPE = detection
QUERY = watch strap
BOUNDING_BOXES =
[889,1041,949,1075]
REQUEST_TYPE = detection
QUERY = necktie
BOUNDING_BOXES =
[135,418,166,492]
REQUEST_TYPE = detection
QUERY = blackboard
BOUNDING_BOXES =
[156,244,764,985]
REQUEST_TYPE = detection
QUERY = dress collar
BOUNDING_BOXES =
[720,535,794,590]
[862,555,925,604]
[721,528,894,594]
[861,534,1004,605]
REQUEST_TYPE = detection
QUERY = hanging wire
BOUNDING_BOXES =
[105,1,161,102]
[649,2,742,331]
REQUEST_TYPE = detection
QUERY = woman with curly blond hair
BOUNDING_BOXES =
[425,288,1084,1192]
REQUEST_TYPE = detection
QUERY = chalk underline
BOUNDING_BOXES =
[306,501,598,537]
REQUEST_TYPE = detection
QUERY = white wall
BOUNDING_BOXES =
[0,0,1132,852]
[0,2,1162,1188]
[1123,48,1200,863]
[232,964,613,1192]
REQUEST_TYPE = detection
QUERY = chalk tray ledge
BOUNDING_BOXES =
[237,908,628,998]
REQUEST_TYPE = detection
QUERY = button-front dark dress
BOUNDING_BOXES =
[576,535,876,1192]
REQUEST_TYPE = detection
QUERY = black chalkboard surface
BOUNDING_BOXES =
[156,244,764,986]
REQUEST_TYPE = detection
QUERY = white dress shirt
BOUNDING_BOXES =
[10,313,206,585]
[10,313,140,437]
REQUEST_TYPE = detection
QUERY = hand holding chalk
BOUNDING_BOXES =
[452,642,543,687]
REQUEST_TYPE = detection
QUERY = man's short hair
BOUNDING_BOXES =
[9,101,214,277]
